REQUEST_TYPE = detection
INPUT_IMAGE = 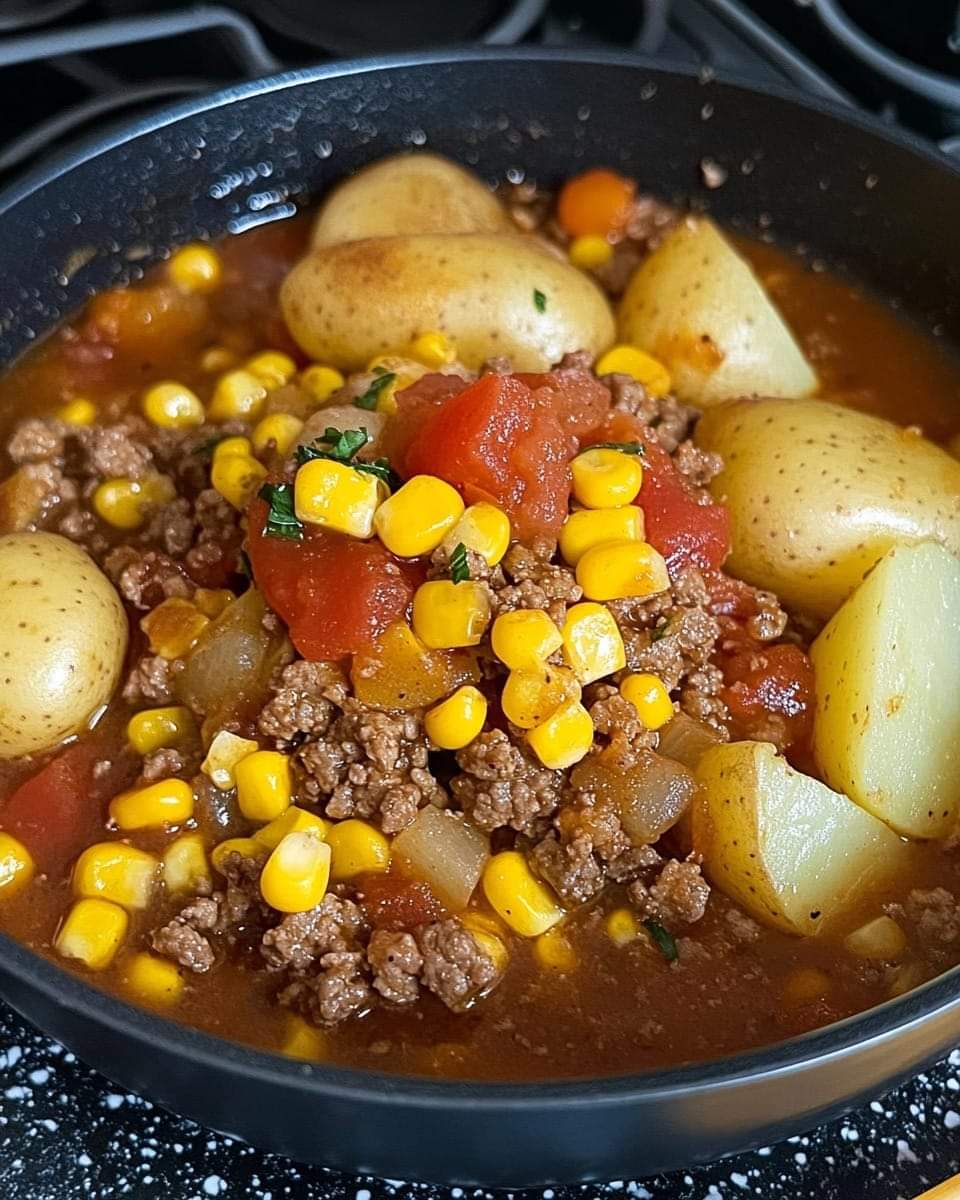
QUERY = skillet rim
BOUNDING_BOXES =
[1,45,959,1108]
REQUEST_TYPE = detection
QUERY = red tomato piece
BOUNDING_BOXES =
[720,642,815,750]
[357,872,446,931]
[247,497,423,661]
[515,367,611,442]
[581,413,730,575]
[400,373,573,539]
[2,742,101,874]
[702,569,763,621]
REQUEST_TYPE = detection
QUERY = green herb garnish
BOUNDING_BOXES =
[449,542,471,584]
[650,626,667,643]
[644,919,678,963]
[304,426,370,462]
[355,372,396,411]
[533,288,547,313]
[578,441,646,457]
[353,457,397,487]
[258,482,303,541]
[191,435,227,458]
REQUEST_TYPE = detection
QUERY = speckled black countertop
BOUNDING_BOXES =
[0,1002,956,1200]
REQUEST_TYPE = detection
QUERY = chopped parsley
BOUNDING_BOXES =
[258,482,303,541]
[643,919,678,963]
[355,372,396,411]
[296,426,398,489]
[191,435,227,458]
[578,441,646,457]
[650,625,668,643]
[449,542,471,584]
[533,288,547,313]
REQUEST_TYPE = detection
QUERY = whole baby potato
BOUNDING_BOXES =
[282,234,615,372]
[311,153,510,247]
[695,397,960,618]
[618,218,817,406]
[0,533,128,758]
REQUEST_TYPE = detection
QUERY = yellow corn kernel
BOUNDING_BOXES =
[200,345,237,373]
[783,967,832,1006]
[141,597,210,660]
[252,412,304,458]
[606,907,639,947]
[209,368,268,422]
[327,818,391,881]
[572,447,643,509]
[235,750,292,822]
[260,831,331,913]
[56,397,96,426]
[595,344,672,399]
[127,705,195,755]
[201,730,259,790]
[460,912,509,972]
[142,381,204,430]
[561,602,626,685]
[73,842,158,910]
[283,1015,327,1060]
[254,806,328,851]
[374,475,464,558]
[568,234,614,270]
[559,505,644,566]
[56,898,127,970]
[300,364,345,404]
[534,926,577,971]
[409,330,456,368]
[576,539,670,601]
[501,665,580,730]
[412,580,491,649]
[92,474,175,531]
[211,837,266,874]
[213,434,253,460]
[193,587,234,618]
[442,501,511,567]
[482,851,563,937]
[110,779,194,831]
[424,685,487,750]
[123,952,184,1006]
[162,833,211,894]
[246,350,296,390]
[294,458,385,539]
[527,699,594,769]
[0,832,34,898]
[211,450,267,511]
[491,609,563,671]
[620,672,673,730]
[168,242,222,293]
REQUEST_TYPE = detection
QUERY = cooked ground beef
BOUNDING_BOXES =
[899,888,960,946]
[77,420,154,479]
[105,547,194,610]
[262,895,368,972]
[587,687,659,753]
[152,897,218,973]
[258,659,348,746]
[629,858,710,926]
[604,375,697,452]
[122,653,183,706]
[278,951,372,1027]
[493,537,582,624]
[368,929,423,1005]
[7,418,65,465]
[296,701,442,833]
[140,746,186,781]
[452,729,563,837]
[415,918,501,1011]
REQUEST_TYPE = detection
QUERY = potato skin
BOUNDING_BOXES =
[0,533,128,758]
[693,740,906,935]
[311,152,510,248]
[695,397,960,618]
[811,541,960,839]
[282,234,615,372]
[618,218,817,406]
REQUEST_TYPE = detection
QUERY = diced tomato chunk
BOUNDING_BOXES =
[514,367,611,441]
[398,373,573,539]
[357,871,446,931]
[581,412,730,575]
[2,742,102,874]
[247,497,424,661]
[720,641,814,750]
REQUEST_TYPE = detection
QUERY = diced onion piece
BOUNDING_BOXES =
[392,807,489,910]
[657,712,723,771]
[844,915,907,961]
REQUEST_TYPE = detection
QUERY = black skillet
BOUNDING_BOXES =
[1,48,960,1189]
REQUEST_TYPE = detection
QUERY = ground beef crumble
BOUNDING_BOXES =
[452,730,563,837]
[629,858,710,926]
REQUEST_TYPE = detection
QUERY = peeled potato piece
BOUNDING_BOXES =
[618,218,817,405]
[311,152,511,248]
[281,234,615,372]
[695,397,960,619]
[811,541,960,840]
[693,740,907,935]
[0,533,128,758]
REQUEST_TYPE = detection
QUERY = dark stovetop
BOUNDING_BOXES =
[1,2,960,1197]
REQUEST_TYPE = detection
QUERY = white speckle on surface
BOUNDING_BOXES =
[945,1110,960,1129]
[202,1176,227,1196]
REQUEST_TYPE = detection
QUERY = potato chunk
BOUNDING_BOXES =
[695,397,960,618]
[618,218,817,405]
[311,152,510,247]
[281,234,615,372]
[693,741,906,935]
[0,533,128,757]
[811,541,960,839]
